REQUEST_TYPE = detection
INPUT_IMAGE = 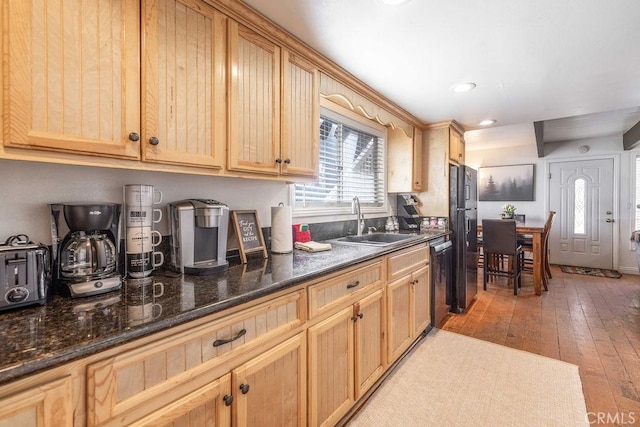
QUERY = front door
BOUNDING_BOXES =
[548,158,615,269]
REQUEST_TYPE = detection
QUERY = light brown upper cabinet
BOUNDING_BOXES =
[228,22,319,178]
[412,128,424,190]
[228,22,281,175]
[419,121,465,217]
[448,127,465,164]
[280,51,319,178]
[387,127,423,193]
[142,0,227,169]
[4,0,141,159]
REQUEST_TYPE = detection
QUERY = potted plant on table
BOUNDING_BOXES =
[501,203,517,219]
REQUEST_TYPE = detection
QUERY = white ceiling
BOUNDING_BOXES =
[241,0,640,151]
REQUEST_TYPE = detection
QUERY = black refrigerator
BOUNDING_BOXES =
[449,165,478,313]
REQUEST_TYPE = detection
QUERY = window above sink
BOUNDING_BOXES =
[292,100,387,218]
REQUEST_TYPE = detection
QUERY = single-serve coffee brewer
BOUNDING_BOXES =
[168,199,229,275]
[50,203,122,297]
[124,184,164,278]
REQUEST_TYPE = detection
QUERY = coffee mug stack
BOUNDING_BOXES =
[124,184,164,278]
[125,277,164,326]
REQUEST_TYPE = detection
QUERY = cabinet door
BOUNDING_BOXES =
[386,127,414,193]
[412,128,423,191]
[131,374,231,427]
[233,333,306,427]
[411,265,430,337]
[87,290,304,426]
[387,244,429,282]
[422,126,450,217]
[354,289,385,400]
[5,0,140,159]
[142,0,226,168]
[281,50,319,178]
[0,377,72,427]
[228,21,281,175]
[308,307,354,427]
[449,128,464,164]
[386,276,413,363]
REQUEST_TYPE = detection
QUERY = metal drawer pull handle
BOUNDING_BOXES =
[240,383,250,394]
[346,280,361,289]
[213,328,247,347]
[223,395,233,406]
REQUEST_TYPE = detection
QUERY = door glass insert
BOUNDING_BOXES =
[574,178,585,234]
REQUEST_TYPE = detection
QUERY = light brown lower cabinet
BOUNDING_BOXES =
[130,374,232,427]
[131,332,307,427]
[387,265,430,363]
[0,243,431,427]
[86,291,304,426]
[0,376,72,427]
[232,333,306,426]
[308,288,385,427]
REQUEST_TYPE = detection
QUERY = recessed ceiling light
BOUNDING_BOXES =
[451,82,477,93]
[379,0,411,5]
[478,119,496,126]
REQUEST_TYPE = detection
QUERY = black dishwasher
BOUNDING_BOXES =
[430,236,453,328]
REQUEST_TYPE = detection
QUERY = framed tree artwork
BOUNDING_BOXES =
[478,164,535,201]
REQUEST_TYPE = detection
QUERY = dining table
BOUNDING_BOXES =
[478,220,547,296]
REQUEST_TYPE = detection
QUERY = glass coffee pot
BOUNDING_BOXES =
[50,202,123,298]
[60,231,117,279]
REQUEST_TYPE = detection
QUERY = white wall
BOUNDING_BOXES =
[465,127,640,274]
[0,159,290,245]
[0,158,394,246]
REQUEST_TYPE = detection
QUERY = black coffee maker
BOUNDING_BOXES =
[50,203,122,298]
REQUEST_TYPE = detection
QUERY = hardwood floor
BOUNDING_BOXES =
[442,266,640,425]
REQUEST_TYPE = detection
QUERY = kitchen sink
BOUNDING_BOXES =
[329,233,423,247]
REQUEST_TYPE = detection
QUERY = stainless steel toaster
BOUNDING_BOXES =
[0,242,49,312]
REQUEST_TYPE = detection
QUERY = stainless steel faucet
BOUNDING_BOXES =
[351,196,364,236]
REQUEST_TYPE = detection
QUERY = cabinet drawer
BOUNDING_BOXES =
[0,376,72,427]
[387,244,429,282]
[87,290,304,426]
[308,261,383,319]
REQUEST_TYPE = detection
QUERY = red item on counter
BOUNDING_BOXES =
[292,224,311,243]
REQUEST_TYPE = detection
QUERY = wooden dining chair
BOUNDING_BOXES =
[519,211,556,291]
[482,219,523,295]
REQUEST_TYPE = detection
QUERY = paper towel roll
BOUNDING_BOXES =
[271,205,293,254]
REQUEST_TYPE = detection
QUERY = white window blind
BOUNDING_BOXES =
[294,108,385,210]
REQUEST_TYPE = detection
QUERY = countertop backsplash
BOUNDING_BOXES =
[1,159,399,248]
[0,159,286,245]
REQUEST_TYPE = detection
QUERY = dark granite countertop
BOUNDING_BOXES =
[0,232,446,385]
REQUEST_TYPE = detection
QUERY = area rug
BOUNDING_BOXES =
[347,329,588,427]
[560,265,622,278]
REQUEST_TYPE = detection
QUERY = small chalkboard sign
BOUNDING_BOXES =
[231,210,268,264]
